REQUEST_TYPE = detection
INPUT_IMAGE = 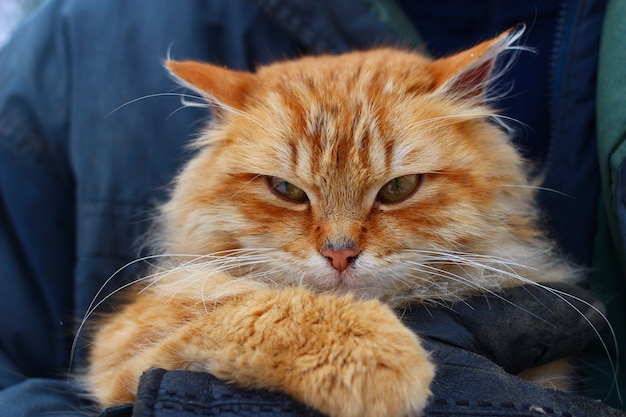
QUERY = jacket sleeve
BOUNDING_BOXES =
[593,0,626,407]
[0,1,87,415]
[126,285,625,417]
[597,0,626,264]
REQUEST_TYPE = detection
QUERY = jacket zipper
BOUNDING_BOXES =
[544,0,572,175]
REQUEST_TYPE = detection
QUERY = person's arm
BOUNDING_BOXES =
[591,0,626,406]
[597,0,626,262]
[0,1,88,415]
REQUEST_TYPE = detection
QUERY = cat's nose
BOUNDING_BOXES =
[321,247,361,272]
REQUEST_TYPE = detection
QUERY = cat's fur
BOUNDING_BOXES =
[85,31,581,417]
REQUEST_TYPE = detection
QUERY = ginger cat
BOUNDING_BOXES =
[85,30,581,417]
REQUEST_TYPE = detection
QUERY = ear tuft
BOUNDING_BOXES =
[431,26,525,101]
[166,60,257,110]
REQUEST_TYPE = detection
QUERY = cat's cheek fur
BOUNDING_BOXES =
[86,286,434,417]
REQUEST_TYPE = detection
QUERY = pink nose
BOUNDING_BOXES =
[321,247,361,272]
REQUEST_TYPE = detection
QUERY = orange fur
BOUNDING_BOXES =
[86,30,581,417]
[89,277,433,416]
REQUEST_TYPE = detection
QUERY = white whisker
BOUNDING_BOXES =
[400,246,620,398]
[401,261,476,307]
[504,184,573,198]
[70,249,277,376]
[104,92,208,118]
[500,277,621,403]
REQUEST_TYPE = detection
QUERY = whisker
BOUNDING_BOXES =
[104,92,208,118]
[502,277,621,403]
[401,260,478,308]
[503,184,574,199]
[401,250,565,327]
[70,249,277,376]
[415,250,536,281]
[68,273,155,377]
[407,247,536,269]
[405,246,620,399]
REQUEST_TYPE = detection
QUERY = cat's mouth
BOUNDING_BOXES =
[312,258,374,293]
[298,250,397,296]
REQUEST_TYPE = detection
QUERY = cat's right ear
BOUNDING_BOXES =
[166,60,257,111]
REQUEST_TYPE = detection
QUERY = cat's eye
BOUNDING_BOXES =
[266,176,309,203]
[377,174,422,204]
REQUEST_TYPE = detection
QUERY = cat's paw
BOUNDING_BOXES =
[206,288,434,417]
[285,294,435,417]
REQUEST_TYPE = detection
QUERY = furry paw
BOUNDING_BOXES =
[207,289,434,417]
[292,296,434,417]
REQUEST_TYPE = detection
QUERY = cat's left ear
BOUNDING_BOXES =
[166,60,257,110]
[431,27,524,101]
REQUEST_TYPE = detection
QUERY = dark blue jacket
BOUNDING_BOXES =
[0,0,624,415]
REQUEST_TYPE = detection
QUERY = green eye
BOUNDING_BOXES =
[266,176,309,203]
[377,174,422,204]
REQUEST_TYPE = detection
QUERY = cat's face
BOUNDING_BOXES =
[161,32,547,302]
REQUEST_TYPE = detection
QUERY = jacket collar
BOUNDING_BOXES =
[254,0,408,54]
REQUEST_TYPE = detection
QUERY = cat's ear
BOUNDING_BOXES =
[166,60,257,110]
[431,27,523,101]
